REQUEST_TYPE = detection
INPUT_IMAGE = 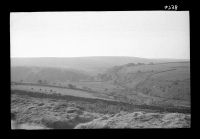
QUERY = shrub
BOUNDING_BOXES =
[82,86,91,91]
[11,112,17,120]
[38,80,42,84]
[38,103,44,106]
[41,118,75,129]
[126,63,136,67]
[173,81,179,85]
[68,84,76,89]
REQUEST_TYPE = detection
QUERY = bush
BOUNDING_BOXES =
[82,86,91,91]
[68,84,76,89]
[38,80,42,84]
[41,118,75,129]
[126,63,135,67]
[173,81,179,85]
[11,112,17,120]
[38,103,44,106]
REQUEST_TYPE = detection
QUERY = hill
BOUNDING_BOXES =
[11,66,92,82]
[11,57,190,108]
[11,56,187,75]
[98,61,190,106]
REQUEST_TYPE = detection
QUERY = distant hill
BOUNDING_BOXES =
[11,66,92,83]
[11,56,188,75]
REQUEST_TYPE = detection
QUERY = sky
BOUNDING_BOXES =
[10,11,190,59]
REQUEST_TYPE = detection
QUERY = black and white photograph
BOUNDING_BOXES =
[10,11,190,129]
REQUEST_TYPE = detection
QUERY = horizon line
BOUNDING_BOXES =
[10,56,190,60]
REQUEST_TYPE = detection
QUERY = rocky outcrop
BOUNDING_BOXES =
[75,111,190,129]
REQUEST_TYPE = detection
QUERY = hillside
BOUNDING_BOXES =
[11,66,92,82]
[11,56,189,83]
[98,61,190,106]
[11,58,190,108]
[11,57,187,75]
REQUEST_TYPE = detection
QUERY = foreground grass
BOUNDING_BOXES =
[11,94,101,129]
[11,89,190,114]
[75,111,190,129]
[11,91,191,129]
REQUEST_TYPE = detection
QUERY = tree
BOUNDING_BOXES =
[173,81,179,85]
[126,63,135,67]
[68,84,76,89]
[43,80,48,84]
[38,80,42,84]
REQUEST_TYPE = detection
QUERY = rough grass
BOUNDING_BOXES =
[11,92,190,129]
[11,90,190,115]
[41,118,74,129]
[102,61,190,105]
[75,111,191,129]
[11,94,102,129]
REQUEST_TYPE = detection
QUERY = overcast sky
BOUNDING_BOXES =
[10,11,190,59]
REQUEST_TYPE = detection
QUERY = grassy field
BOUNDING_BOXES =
[11,84,104,99]
[60,81,120,92]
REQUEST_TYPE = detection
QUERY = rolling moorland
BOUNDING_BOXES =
[11,57,190,129]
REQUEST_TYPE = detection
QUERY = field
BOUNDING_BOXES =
[11,84,100,99]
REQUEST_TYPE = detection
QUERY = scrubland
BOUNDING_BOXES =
[11,89,190,129]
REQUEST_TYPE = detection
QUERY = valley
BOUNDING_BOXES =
[11,57,191,129]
